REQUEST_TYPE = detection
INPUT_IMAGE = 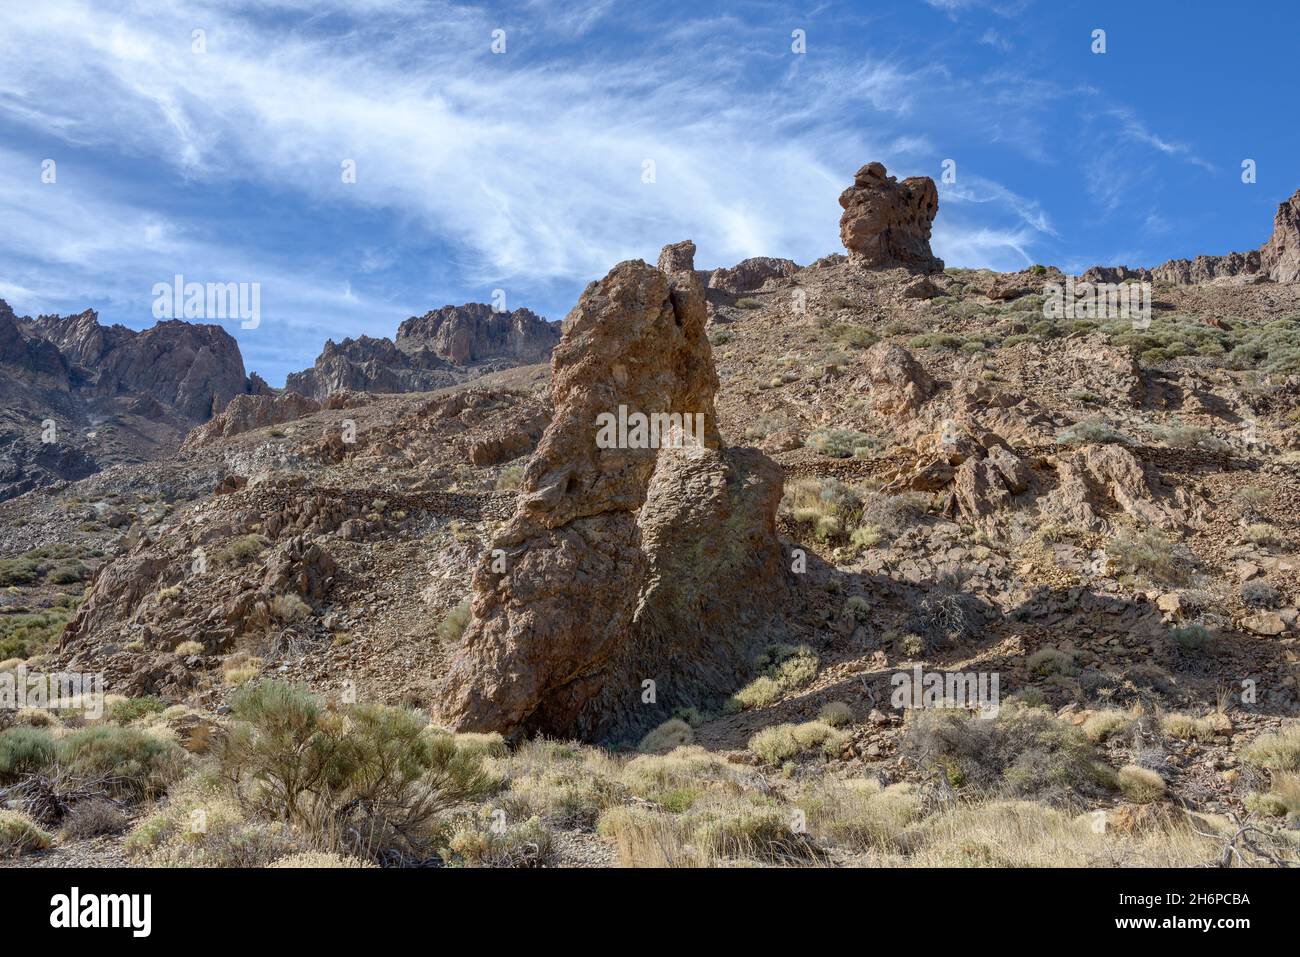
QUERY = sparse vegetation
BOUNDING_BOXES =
[1057,417,1128,446]
[1117,765,1166,804]
[727,644,818,712]
[437,598,472,642]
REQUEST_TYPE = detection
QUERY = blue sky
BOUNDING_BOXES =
[1,0,1296,385]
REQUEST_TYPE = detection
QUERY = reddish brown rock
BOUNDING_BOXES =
[859,342,934,417]
[1261,188,1300,283]
[437,243,788,742]
[838,162,942,273]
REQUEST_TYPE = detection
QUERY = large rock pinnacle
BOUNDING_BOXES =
[437,242,788,743]
[838,161,943,273]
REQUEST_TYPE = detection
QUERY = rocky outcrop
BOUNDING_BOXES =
[182,391,322,449]
[859,342,934,417]
[437,243,788,743]
[397,303,559,366]
[1261,188,1300,283]
[708,256,800,294]
[1041,444,1178,530]
[286,304,560,402]
[31,313,250,423]
[838,162,942,273]
[1151,251,1262,285]
[1083,187,1300,285]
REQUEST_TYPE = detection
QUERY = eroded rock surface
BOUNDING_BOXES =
[437,243,787,742]
[838,162,942,273]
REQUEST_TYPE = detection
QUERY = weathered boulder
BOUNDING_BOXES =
[838,162,942,273]
[437,244,788,742]
[859,342,934,417]
[1042,444,1178,530]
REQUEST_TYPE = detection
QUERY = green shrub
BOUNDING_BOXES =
[56,726,187,799]
[218,681,492,862]
[734,298,762,309]
[1057,417,1128,446]
[0,606,78,661]
[109,696,167,725]
[214,534,271,567]
[1108,526,1187,585]
[494,464,526,491]
[727,644,818,711]
[1170,623,1214,652]
[804,428,879,459]
[779,477,867,542]
[831,323,877,350]
[0,727,57,782]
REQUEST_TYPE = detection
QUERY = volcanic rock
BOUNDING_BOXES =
[708,256,800,294]
[1261,188,1300,283]
[838,162,942,273]
[437,243,788,742]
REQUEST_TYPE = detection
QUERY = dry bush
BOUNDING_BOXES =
[1244,725,1300,772]
[797,778,922,853]
[818,702,854,727]
[903,703,1116,807]
[1117,764,1166,803]
[269,851,376,868]
[437,598,472,642]
[0,809,52,858]
[749,721,849,765]
[639,719,694,753]
[1081,708,1138,743]
[597,793,821,867]
[445,814,555,867]
[61,799,128,839]
[489,738,624,828]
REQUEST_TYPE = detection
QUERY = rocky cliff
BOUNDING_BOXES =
[286,303,559,402]
[0,300,258,500]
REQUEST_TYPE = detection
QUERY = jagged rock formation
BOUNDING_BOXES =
[1261,189,1300,282]
[1151,251,1262,285]
[286,304,560,402]
[708,256,799,294]
[1042,444,1181,531]
[437,242,788,742]
[182,392,322,449]
[0,301,258,499]
[838,162,943,273]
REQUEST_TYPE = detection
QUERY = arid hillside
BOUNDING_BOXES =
[3,165,1299,869]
